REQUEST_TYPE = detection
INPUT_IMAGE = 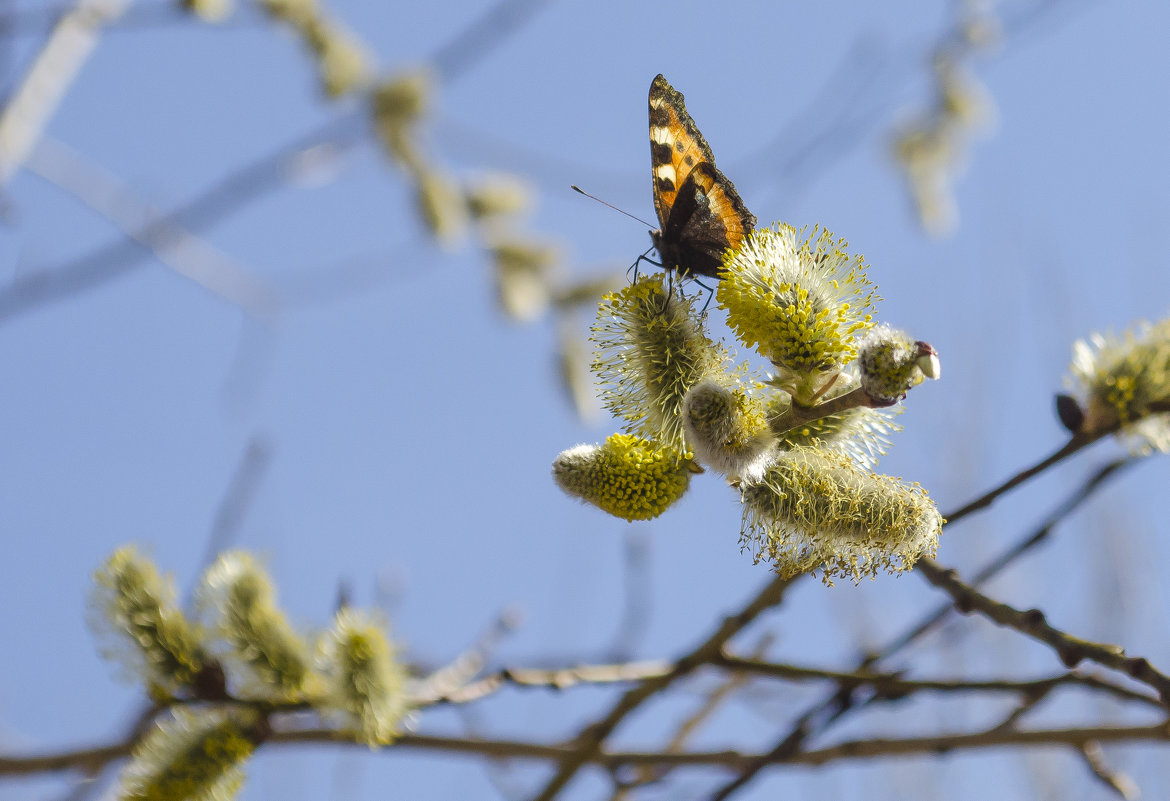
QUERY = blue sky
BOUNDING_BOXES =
[2,0,1170,799]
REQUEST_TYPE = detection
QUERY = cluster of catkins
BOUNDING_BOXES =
[553,224,943,584]
[91,547,411,801]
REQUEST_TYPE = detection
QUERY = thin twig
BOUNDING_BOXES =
[769,387,877,436]
[713,652,1161,710]
[184,436,274,604]
[944,431,1103,522]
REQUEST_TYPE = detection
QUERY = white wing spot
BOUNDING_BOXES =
[650,126,674,146]
[654,164,676,184]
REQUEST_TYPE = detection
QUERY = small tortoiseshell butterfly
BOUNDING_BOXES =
[648,74,756,279]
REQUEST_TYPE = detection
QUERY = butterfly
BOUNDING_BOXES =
[648,74,757,280]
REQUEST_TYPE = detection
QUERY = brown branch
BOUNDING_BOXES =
[768,387,877,437]
[436,660,674,704]
[944,430,1103,522]
[915,558,1170,704]
[945,400,1170,524]
[10,721,1170,778]
[610,635,776,799]
[713,652,1161,709]
[526,573,796,801]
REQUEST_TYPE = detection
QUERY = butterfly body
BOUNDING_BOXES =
[648,74,756,279]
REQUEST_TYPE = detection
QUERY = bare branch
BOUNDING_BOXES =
[0,0,128,188]
[915,557,1170,704]
[527,574,796,801]
[714,652,1161,710]
[10,721,1170,778]
[27,138,282,320]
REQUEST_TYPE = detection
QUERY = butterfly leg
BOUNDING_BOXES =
[628,246,659,283]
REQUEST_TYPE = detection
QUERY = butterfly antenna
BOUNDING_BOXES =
[571,185,655,229]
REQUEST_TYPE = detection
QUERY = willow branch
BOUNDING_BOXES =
[915,558,1170,704]
[944,430,1104,521]
[768,387,878,437]
[945,400,1170,523]
[8,721,1170,778]
[435,660,674,704]
[526,573,796,801]
[714,652,1161,709]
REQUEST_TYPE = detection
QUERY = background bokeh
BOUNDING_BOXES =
[2,0,1169,798]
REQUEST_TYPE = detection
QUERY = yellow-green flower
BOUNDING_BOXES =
[198,552,316,701]
[1067,318,1170,453]
[552,434,693,521]
[740,447,942,585]
[318,609,411,747]
[592,275,728,453]
[682,378,774,481]
[119,708,261,801]
[718,225,877,404]
[91,547,208,698]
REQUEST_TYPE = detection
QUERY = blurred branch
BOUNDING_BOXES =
[0,112,361,325]
[8,719,1170,777]
[412,609,524,704]
[27,138,282,320]
[606,529,652,662]
[714,652,1161,710]
[0,2,218,37]
[191,436,274,592]
[436,660,674,704]
[0,0,128,188]
[528,573,796,801]
[428,0,553,85]
[1079,741,1139,800]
